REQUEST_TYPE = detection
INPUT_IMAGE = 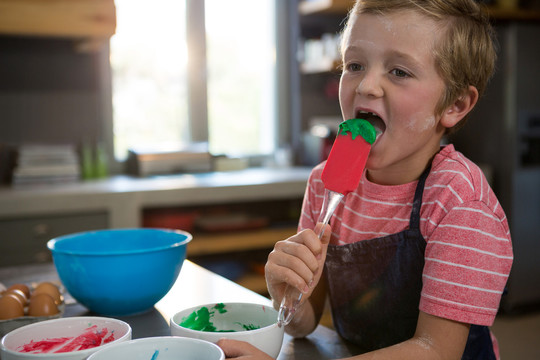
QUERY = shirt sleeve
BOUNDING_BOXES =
[419,200,513,326]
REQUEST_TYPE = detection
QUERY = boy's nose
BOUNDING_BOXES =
[355,72,383,98]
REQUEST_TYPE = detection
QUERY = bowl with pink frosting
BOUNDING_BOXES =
[0,316,131,360]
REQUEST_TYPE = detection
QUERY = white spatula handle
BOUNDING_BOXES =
[277,189,343,327]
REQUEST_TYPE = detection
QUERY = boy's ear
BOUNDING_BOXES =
[440,86,479,129]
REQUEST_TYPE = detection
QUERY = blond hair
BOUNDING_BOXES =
[341,0,497,132]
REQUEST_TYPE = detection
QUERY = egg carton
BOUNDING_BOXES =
[0,303,65,338]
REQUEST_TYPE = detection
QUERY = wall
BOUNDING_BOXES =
[0,36,112,151]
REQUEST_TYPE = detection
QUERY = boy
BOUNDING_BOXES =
[219,0,513,359]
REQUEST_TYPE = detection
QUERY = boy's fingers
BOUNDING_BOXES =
[217,338,272,359]
[314,223,332,245]
[217,338,245,358]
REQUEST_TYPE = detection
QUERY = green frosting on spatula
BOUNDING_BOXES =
[338,118,377,144]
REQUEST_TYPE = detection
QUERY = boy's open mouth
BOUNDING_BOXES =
[357,110,386,138]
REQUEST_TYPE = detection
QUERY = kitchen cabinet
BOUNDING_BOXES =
[190,227,298,294]
[297,2,347,165]
[0,0,116,51]
[142,198,303,295]
[0,167,311,295]
[188,227,297,256]
[0,211,108,266]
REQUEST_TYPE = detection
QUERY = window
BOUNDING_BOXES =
[111,0,277,160]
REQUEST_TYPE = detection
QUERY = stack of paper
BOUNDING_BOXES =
[126,143,213,176]
[13,144,80,185]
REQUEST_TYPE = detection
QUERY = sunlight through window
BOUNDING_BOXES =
[205,0,276,156]
[111,0,276,161]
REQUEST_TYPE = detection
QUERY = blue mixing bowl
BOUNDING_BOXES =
[47,228,192,316]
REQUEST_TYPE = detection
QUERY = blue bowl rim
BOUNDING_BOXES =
[47,228,192,256]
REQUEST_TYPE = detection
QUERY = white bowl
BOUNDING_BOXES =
[87,336,224,360]
[170,302,284,358]
[0,316,131,360]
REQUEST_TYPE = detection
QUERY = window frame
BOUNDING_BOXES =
[101,0,300,173]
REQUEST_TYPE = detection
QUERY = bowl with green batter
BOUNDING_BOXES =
[170,302,283,358]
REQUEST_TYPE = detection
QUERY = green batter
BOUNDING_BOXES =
[179,303,261,332]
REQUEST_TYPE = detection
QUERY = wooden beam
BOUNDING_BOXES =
[0,0,116,39]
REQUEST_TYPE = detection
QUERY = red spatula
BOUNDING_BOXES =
[277,118,377,327]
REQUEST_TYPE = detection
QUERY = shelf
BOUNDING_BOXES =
[0,0,116,51]
[236,273,268,295]
[301,59,341,74]
[187,225,298,296]
[299,0,353,15]
[187,226,297,257]
[299,0,540,21]
[488,7,540,21]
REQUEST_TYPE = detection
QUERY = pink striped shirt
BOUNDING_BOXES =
[299,145,513,326]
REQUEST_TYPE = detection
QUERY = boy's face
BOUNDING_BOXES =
[339,10,448,185]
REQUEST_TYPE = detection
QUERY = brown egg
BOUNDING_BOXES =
[33,282,62,305]
[7,283,31,299]
[0,293,25,320]
[5,289,28,307]
[28,293,59,317]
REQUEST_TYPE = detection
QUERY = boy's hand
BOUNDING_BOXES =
[217,338,274,360]
[265,223,331,308]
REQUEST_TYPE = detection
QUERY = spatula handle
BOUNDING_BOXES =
[277,190,343,327]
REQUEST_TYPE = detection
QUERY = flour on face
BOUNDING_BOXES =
[404,113,436,132]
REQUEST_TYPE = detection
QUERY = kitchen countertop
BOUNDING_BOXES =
[0,167,312,228]
[0,260,361,359]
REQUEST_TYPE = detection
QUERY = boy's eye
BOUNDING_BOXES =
[345,63,364,72]
[391,68,410,78]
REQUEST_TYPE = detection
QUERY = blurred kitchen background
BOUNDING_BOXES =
[0,0,539,357]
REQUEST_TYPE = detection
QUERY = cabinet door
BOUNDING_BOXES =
[0,212,108,267]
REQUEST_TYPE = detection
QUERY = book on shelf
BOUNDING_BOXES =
[13,144,81,185]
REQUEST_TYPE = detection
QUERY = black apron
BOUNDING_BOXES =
[324,168,496,359]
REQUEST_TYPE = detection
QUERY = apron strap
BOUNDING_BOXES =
[409,166,431,230]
